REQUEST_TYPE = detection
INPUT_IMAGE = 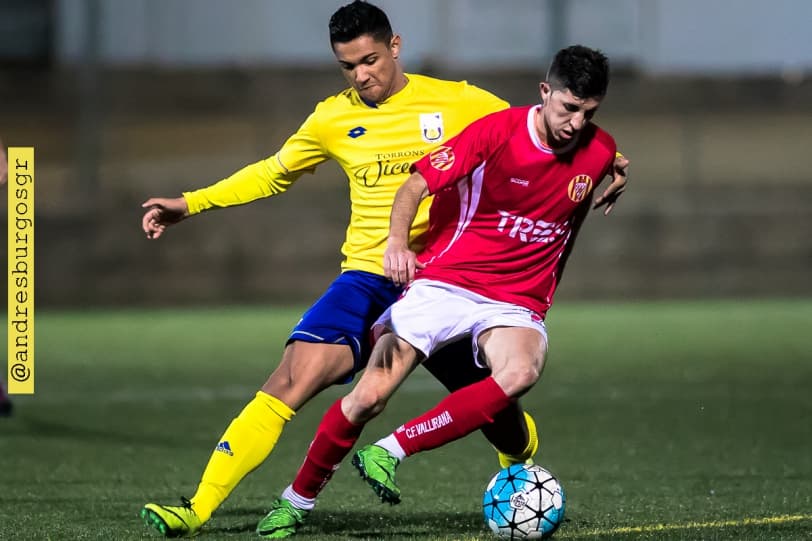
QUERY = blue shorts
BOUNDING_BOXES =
[288,270,402,381]
[288,270,490,388]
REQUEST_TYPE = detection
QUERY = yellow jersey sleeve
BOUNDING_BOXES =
[183,108,329,215]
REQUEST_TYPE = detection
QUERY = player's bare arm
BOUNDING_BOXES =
[384,172,429,285]
[141,196,190,239]
[592,152,629,215]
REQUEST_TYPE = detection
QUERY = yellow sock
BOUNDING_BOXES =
[190,391,294,522]
[517,411,540,461]
[497,411,541,468]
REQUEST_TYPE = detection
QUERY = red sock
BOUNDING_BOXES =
[292,398,363,499]
[394,376,512,456]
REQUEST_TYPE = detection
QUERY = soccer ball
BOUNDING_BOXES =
[482,464,566,539]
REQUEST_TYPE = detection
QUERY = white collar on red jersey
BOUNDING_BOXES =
[527,105,554,154]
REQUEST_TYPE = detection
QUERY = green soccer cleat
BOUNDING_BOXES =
[256,498,310,539]
[351,444,401,504]
[140,497,203,538]
[497,411,540,469]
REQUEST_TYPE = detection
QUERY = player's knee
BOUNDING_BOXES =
[511,364,541,394]
[261,342,356,407]
[494,361,542,397]
[344,385,387,423]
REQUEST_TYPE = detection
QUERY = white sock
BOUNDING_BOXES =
[281,485,316,511]
[375,434,407,461]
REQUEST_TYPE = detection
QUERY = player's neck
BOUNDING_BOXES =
[535,105,578,155]
[533,106,551,148]
[380,73,409,103]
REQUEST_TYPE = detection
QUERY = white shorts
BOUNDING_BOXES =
[372,279,548,368]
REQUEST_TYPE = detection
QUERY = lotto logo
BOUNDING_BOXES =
[497,210,568,244]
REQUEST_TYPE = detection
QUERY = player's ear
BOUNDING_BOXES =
[390,34,401,59]
[539,82,551,104]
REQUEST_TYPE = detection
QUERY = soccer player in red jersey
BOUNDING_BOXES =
[288,44,621,509]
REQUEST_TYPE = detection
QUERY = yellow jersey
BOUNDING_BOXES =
[183,73,508,275]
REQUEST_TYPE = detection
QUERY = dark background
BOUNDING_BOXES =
[1,0,810,307]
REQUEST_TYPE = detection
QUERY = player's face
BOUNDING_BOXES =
[333,34,405,104]
[538,82,602,148]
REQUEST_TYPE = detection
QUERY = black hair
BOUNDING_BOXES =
[329,1,393,46]
[546,45,609,99]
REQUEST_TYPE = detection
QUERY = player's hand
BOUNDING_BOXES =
[141,197,190,239]
[593,152,629,216]
[384,241,424,286]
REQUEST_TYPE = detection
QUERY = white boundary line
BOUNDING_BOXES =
[560,514,812,538]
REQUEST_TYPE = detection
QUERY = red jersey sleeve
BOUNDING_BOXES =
[411,110,509,194]
[592,127,617,185]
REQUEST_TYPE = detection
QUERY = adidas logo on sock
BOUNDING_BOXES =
[215,440,234,456]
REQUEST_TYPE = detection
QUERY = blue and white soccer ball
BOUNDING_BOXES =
[482,464,566,539]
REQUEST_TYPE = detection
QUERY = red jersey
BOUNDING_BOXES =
[412,104,616,318]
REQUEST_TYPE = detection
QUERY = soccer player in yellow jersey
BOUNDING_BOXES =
[140,2,629,538]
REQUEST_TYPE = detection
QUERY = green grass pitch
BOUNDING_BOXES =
[2,300,811,540]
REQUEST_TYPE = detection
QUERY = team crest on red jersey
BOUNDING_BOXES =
[567,174,593,203]
[429,146,455,171]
